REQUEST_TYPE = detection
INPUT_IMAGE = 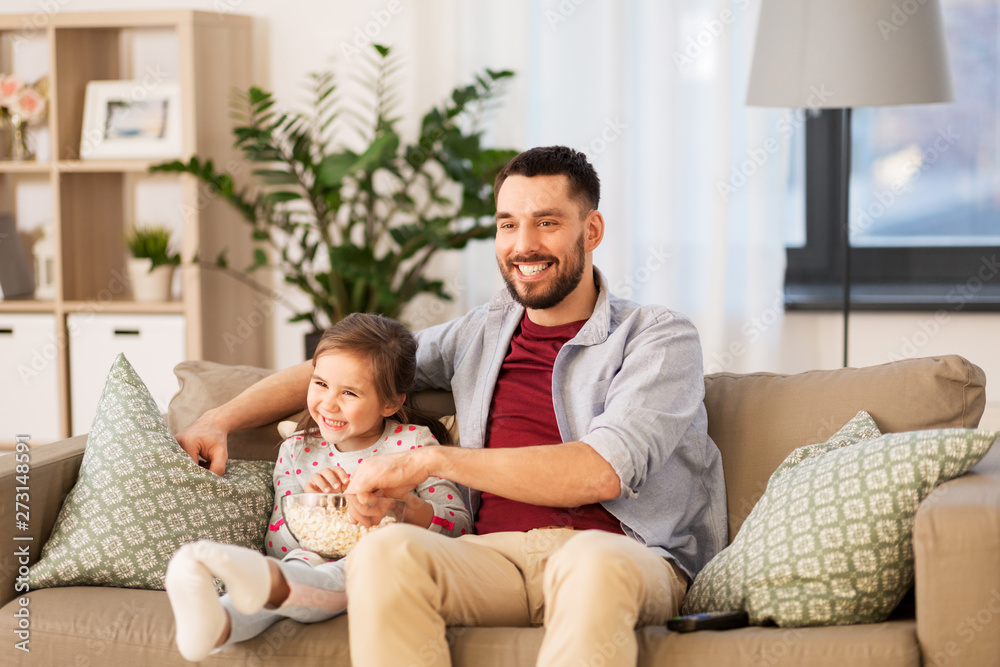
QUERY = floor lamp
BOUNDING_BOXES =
[746,0,954,367]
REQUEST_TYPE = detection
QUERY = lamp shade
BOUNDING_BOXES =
[747,0,954,108]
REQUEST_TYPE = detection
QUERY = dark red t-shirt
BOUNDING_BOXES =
[475,313,624,535]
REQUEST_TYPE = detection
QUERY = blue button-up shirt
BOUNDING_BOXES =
[414,269,728,578]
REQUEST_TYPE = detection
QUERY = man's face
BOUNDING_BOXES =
[494,174,589,310]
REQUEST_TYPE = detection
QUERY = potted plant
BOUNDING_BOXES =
[124,225,180,302]
[150,44,517,352]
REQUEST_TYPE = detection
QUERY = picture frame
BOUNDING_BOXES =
[0,214,36,300]
[79,80,183,160]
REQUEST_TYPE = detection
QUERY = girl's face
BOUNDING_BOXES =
[307,349,401,452]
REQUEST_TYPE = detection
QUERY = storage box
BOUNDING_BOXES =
[0,314,60,442]
[68,313,185,435]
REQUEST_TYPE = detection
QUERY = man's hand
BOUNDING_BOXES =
[345,450,431,506]
[346,493,406,528]
[174,410,230,476]
[173,360,314,476]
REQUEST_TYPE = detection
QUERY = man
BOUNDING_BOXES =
[177,146,728,666]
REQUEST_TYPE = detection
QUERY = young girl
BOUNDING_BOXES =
[165,313,472,662]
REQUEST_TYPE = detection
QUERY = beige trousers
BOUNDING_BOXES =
[345,524,688,667]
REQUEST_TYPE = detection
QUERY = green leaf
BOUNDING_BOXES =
[247,86,271,105]
[253,169,299,185]
[316,152,358,186]
[247,247,269,272]
[486,68,515,81]
[352,131,400,173]
[148,159,185,175]
[253,98,277,115]
[262,191,303,204]
[389,223,425,257]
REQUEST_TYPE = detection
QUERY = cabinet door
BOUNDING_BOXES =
[68,313,185,436]
[0,314,61,443]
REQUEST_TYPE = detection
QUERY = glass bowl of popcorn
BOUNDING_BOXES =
[280,493,406,559]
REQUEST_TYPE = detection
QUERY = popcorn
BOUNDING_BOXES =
[283,497,397,558]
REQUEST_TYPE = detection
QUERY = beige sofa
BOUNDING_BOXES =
[2,354,998,666]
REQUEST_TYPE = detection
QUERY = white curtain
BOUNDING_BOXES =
[401,0,791,375]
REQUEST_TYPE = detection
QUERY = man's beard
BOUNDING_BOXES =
[498,233,586,310]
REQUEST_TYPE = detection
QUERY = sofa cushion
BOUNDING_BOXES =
[681,411,998,627]
[28,354,274,590]
[768,410,883,480]
[167,359,288,462]
[2,587,351,666]
[705,355,987,539]
[639,620,920,667]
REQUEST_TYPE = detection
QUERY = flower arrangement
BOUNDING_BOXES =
[0,74,48,161]
[0,73,49,125]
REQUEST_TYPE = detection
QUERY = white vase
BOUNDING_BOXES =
[1,112,35,161]
[127,257,175,302]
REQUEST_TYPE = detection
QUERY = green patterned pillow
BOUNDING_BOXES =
[682,410,998,627]
[768,410,884,481]
[29,354,274,590]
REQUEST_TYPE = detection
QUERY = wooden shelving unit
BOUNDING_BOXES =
[0,10,272,446]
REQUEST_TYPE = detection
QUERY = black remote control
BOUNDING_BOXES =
[667,610,749,632]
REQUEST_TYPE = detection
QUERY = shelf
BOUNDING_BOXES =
[0,299,184,314]
[0,161,51,173]
[0,300,57,313]
[50,9,253,30]
[57,160,172,173]
[61,300,185,314]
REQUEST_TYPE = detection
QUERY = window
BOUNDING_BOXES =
[785,0,1000,311]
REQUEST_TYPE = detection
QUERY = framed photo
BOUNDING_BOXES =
[80,80,183,160]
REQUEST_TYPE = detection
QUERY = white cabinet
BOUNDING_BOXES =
[0,314,61,442]
[68,313,185,436]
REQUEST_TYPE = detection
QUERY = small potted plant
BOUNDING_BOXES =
[124,225,180,302]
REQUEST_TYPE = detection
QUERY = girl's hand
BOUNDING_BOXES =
[399,490,434,529]
[346,493,404,528]
[303,466,350,493]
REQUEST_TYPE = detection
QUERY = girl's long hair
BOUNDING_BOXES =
[296,313,451,444]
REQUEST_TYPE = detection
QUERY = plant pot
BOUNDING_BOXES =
[304,330,324,360]
[127,257,175,302]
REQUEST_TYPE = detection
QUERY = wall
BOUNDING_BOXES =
[782,312,1000,429]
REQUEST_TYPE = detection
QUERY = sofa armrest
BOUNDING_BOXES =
[914,439,1000,666]
[0,435,87,608]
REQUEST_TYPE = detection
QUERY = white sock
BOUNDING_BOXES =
[165,543,228,662]
[188,540,273,615]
